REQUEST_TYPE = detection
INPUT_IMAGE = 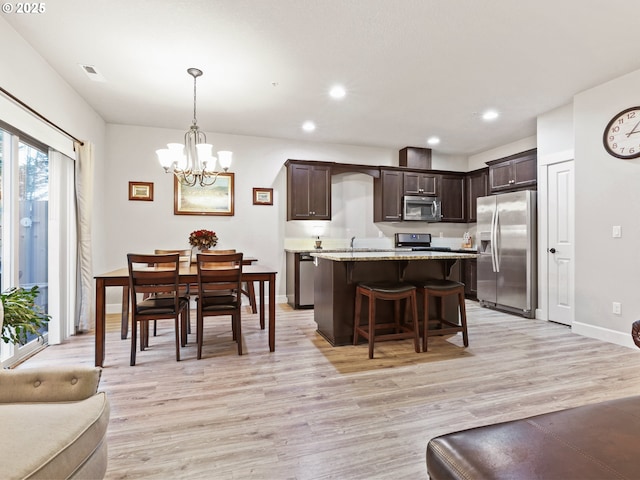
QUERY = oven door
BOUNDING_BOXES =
[402,196,442,222]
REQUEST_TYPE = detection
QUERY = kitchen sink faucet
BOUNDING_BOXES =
[350,236,356,249]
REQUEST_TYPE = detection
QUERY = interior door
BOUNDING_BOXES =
[548,160,575,326]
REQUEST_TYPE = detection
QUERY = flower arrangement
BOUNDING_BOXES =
[189,229,218,249]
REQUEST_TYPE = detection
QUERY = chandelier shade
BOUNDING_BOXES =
[157,68,232,187]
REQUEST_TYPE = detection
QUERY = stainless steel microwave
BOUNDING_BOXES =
[402,195,442,222]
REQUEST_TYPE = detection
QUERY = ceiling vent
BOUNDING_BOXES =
[79,64,106,82]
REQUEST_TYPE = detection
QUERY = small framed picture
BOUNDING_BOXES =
[128,181,154,201]
[253,188,273,205]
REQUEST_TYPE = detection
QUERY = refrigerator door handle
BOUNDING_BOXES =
[494,208,500,272]
[490,207,498,273]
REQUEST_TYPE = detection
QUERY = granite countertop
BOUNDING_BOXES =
[310,250,478,261]
[284,247,399,253]
[286,247,477,254]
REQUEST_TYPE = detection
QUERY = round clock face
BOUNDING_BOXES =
[603,106,640,159]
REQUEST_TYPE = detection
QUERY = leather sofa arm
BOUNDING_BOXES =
[0,366,102,403]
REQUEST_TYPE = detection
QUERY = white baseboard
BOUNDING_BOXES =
[572,321,636,350]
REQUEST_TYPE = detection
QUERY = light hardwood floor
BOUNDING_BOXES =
[20,301,640,479]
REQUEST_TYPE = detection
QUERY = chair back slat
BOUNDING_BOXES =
[128,253,182,311]
[196,252,243,294]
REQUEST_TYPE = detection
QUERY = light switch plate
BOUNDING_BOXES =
[612,226,622,238]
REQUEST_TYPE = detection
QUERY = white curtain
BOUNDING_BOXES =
[47,149,77,344]
[75,141,94,332]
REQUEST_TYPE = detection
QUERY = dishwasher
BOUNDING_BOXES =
[286,252,315,309]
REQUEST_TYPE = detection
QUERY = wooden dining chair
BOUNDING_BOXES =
[202,249,257,313]
[153,249,193,342]
[195,252,244,358]
[127,253,189,366]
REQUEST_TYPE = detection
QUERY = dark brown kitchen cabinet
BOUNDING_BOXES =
[487,149,537,193]
[399,147,432,170]
[462,258,478,299]
[465,167,489,222]
[374,168,403,222]
[439,174,465,222]
[286,160,331,220]
[403,171,438,195]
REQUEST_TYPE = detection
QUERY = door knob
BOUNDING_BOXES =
[549,248,556,254]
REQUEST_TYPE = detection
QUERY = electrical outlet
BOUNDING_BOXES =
[612,302,621,315]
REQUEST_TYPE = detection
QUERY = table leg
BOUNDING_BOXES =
[269,274,275,352]
[121,286,129,339]
[95,278,106,367]
[259,280,265,330]
[247,281,258,314]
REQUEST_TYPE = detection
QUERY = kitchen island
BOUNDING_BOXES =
[311,250,478,346]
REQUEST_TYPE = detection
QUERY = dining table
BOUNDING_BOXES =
[93,263,278,367]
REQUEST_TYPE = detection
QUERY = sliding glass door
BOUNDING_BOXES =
[1,127,50,365]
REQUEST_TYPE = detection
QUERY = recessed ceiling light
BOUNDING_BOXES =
[302,121,316,132]
[329,85,346,99]
[427,136,440,146]
[482,110,499,121]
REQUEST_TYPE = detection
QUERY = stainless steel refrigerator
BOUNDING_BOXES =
[477,190,537,318]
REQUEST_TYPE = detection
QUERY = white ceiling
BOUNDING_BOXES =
[6,0,640,155]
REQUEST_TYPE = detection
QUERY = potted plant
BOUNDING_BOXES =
[0,285,50,345]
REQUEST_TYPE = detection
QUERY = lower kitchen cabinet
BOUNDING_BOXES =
[462,258,478,300]
[286,252,315,308]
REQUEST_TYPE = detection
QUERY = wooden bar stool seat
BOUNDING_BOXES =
[414,279,468,352]
[353,282,420,359]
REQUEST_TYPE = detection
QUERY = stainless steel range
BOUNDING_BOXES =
[394,233,456,252]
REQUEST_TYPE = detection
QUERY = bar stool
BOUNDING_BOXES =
[353,282,420,359]
[414,279,468,352]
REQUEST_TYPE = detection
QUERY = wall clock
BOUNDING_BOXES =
[603,106,640,159]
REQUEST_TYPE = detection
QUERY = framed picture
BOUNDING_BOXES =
[174,173,234,216]
[253,187,273,205]
[128,181,154,201]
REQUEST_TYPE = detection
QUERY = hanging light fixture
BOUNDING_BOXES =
[156,67,232,187]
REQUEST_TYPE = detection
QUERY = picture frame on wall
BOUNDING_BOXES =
[128,181,154,201]
[253,187,273,205]
[174,173,235,216]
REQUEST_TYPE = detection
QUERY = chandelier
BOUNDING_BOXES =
[156,68,232,187]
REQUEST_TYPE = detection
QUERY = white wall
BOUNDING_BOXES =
[572,69,640,347]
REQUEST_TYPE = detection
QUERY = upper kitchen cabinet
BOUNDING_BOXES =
[403,171,439,195]
[487,149,537,193]
[439,174,465,222]
[399,147,432,170]
[285,160,331,220]
[465,167,489,222]
[374,168,403,222]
